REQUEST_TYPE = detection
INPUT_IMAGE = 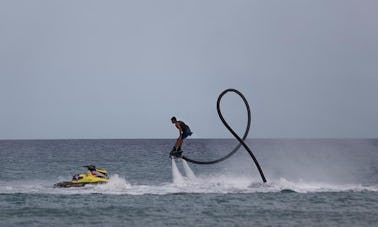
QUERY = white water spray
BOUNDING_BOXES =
[182,159,196,180]
[171,159,185,185]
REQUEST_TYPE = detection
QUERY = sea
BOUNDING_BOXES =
[0,139,377,226]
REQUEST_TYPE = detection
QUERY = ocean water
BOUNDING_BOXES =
[0,139,377,226]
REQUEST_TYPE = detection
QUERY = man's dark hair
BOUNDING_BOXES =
[171,116,176,121]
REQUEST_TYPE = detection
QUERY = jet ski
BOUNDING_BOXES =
[54,165,109,188]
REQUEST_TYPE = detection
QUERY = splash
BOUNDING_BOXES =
[95,174,131,192]
[0,175,377,195]
[182,159,196,179]
[171,159,185,185]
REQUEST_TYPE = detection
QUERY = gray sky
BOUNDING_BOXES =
[1,0,377,139]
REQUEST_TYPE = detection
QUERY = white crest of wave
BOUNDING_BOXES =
[253,178,378,193]
[0,176,377,195]
[63,175,378,194]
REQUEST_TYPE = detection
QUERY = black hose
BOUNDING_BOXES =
[182,88,267,183]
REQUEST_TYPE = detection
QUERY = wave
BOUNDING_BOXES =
[0,174,377,195]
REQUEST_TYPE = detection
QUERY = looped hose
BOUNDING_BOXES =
[182,88,267,183]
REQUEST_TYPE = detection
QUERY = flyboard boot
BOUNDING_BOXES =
[169,146,183,158]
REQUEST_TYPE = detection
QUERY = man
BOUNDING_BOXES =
[170,116,192,157]
[87,165,107,178]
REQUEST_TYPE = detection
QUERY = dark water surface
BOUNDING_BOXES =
[1,139,377,226]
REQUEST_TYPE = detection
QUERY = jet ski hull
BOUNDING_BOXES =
[54,181,107,188]
[54,181,86,188]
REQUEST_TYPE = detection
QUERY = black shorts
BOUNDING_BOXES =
[181,128,192,139]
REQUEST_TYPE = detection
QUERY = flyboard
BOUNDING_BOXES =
[169,150,183,159]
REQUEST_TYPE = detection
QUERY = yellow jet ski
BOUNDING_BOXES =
[54,165,109,188]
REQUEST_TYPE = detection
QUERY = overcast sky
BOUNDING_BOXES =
[1,0,377,139]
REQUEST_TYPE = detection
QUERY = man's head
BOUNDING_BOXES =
[171,116,177,124]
